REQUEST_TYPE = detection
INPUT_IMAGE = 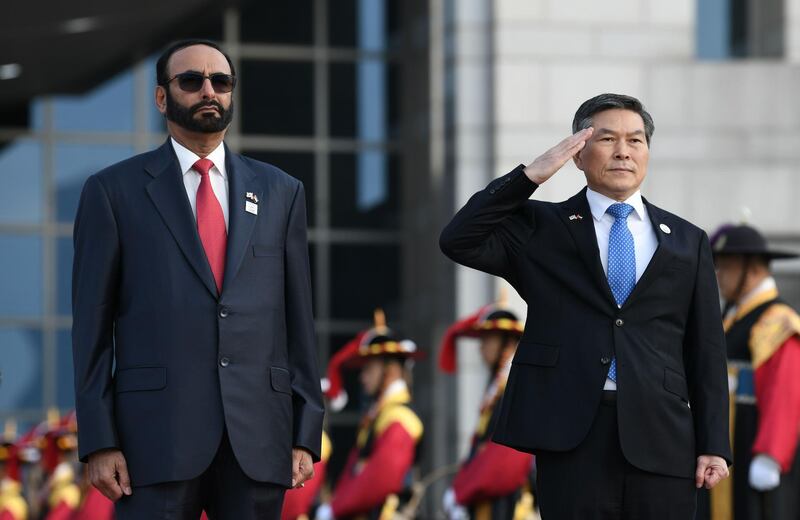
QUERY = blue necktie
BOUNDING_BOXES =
[606,203,636,383]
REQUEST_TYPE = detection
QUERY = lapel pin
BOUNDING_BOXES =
[569,214,583,221]
[245,197,258,215]
[659,223,671,234]
[246,192,259,204]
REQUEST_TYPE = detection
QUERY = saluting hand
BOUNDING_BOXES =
[524,127,594,185]
[88,448,132,501]
[695,454,729,489]
[292,447,314,488]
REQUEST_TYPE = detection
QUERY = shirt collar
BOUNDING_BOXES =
[170,137,227,180]
[586,187,646,222]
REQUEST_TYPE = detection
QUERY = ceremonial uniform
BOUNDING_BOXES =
[319,317,424,520]
[706,225,800,520]
[440,305,533,520]
[41,412,81,520]
[0,428,28,520]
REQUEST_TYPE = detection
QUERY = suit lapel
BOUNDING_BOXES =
[623,199,678,307]
[558,189,617,307]
[145,140,219,299]
[221,149,261,296]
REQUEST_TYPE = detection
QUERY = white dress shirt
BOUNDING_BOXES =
[586,187,658,390]
[171,137,229,230]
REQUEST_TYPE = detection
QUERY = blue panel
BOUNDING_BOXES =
[54,143,134,223]
[56,330,76,410]
[0,328,43,412]
[53,70,135,132]
[0,236,43,317]
[0,140,42,224]
[697,0,731,59]
[30,100,46,131]
[57,237,73,317]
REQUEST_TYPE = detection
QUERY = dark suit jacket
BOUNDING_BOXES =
[440,165,732,478]
[71,140,324,487]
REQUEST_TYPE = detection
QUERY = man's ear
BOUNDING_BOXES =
[573,148,584,170]
[155,86,167,115]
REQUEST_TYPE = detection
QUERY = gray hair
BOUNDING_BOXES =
[572,93,655,145]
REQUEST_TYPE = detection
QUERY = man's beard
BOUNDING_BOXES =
[165,90,234,133]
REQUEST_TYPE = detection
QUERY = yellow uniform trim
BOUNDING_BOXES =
[49,483,81,510]
[321,430,333,463]
[374,403,424,443]
[0,495,28,520]
[750,303,800,369]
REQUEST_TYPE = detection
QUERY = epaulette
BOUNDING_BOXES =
[750,303,800,369]
[374,403,423,442]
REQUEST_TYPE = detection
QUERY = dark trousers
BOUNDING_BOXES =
[535,391,697,520]
[115,432,285,520]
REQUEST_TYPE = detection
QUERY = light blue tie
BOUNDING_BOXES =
[606,203,636,383]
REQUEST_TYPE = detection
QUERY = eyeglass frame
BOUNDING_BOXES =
[161,71,237,93]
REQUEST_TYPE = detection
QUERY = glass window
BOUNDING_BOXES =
[57,237,73,317]
[329,62,399,139]
[241,0,313,45]
[330,152,400,229]
[330,244,401,320]
[242,151,316,225]
[328,0,401,49]
[30,100,46,131]
[56,330,76,410]
[0,140,42,224]
[0,236,43,318]
[54,143,134,223]
[53,70,135,132]
[240,61,314,136]
[0,105,29,129]
[0,328,43,411]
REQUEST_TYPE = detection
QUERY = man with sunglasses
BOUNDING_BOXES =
[71,39,324,519]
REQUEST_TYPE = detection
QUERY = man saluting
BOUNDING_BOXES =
[440,93,731,519]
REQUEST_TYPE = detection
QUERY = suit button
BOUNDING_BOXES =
[615,318,624,327]
[600,356,611,365]
[220,357,230,367]
[219,307,229,318]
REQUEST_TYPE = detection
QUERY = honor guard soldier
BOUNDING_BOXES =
[439,299,534,519]
[40,411,80,520]
[705,224,800,520]
[0,421,28,520]
[316,310,424,520]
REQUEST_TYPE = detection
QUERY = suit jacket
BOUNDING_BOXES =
[439,165,732,478]
[71,139,324,487]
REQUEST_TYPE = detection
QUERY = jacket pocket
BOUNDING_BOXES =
[663,367,689,401]
[115,366,167,393]
[253,245,283,257]
[270,366,293,395]
[512,342,559,367]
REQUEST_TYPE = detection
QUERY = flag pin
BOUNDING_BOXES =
[569,214,583,221]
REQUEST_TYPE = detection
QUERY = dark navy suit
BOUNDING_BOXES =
[71,140,324,497]
[440,165,732,518]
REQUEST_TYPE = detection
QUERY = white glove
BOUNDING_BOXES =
[442,488,469,520]
[315,503,334,520]
[749,454,781,491]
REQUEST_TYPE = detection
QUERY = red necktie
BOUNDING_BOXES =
[193,158,227,294]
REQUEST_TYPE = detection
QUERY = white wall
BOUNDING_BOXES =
[492,0,800,235]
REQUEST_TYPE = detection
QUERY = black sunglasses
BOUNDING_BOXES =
[164,71,237,93]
